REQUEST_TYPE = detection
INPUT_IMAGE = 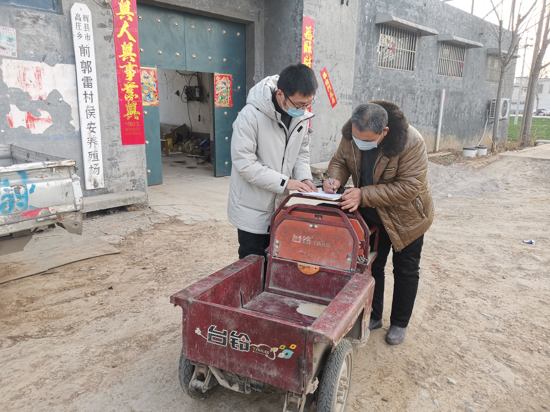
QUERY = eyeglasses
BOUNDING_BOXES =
[283,92,315,110]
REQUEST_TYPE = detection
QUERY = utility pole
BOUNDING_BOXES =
[514,39,531,125]
[471,0,474,14]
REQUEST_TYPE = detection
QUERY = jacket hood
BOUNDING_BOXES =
[247,75,313,122]
[342,100,409,158]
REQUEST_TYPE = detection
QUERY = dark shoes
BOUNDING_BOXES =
[368,318,382,330]
[386,325,407,345]
[369,319,408,345]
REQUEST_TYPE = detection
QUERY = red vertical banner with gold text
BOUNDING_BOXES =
[301,16,314,125]
[113,0,145,145]
[320,67,337,108]
[301,16,314,68]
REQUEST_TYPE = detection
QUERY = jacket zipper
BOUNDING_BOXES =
[372,155,382,184]
[415,196,425,219]
[352,144,360,185]
[280,115,315,171]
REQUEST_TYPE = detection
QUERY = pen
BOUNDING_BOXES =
[325,170,335,193]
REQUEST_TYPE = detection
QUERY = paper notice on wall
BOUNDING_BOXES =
[0,26,17,58]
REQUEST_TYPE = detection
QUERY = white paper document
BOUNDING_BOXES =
[300,191,342,200]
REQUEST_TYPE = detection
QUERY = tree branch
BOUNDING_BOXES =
[487,0,504,20]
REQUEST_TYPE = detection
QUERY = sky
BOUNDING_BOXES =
[445,0,546,77]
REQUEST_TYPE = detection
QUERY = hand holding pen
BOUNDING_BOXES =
[323,170,341,194]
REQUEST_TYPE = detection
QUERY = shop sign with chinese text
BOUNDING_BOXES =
[320,67,337,108]
[70,3,104,190]
[113,0,145,145]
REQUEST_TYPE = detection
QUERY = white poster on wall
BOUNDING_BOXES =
[70,3,104,190]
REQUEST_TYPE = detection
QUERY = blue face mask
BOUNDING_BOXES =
[353,134,381,151]
[283,106,306,118]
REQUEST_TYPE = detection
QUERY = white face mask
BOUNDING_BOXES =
[352,133,382,151]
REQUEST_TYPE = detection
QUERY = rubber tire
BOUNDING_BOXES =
[178,348,217,399]
[316,339,353,412]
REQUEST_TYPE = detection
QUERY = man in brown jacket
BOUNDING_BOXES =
[324,101,434,345]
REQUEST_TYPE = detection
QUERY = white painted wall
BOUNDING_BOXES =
[157,69,213,135]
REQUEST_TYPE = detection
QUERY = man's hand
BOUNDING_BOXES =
[302,179,317,192]
[287,179,313,192]
[323,178,341,194]
[339,188,362,212]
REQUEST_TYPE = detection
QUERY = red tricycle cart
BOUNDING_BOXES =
[170,195,379,411]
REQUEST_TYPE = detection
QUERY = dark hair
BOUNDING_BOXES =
[351,103,388,134]
[278,63,318,97]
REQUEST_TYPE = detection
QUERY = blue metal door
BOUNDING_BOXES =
[182,14,246,176]
[143,105,161,185]
[137,4,246,181]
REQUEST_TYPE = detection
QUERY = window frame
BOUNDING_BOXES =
[438,42,467,78]
[377,24,419,72]
[486,55,502,83]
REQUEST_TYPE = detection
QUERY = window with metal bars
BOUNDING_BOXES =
[377,24,418,72]
[438,42,466,78]
[486,55,501,83]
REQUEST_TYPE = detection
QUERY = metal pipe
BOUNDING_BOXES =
[478,110,489,146]
[435,89,446,151]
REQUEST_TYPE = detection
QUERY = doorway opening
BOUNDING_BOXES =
[157,69,215,180]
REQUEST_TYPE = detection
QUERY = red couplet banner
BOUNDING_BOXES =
[320,67,337,108]
[301,16,315,124]
[301,16,314,68]
[113,0,145,145]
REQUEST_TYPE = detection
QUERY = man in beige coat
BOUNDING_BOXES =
[228,64,318,260]
[324,101,434,345]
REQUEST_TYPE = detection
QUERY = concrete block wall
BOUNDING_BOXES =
[0,0,146,203]
[352,0,516,151]
[261,0,360,164]
[0,0,266,210]
[0,0,517,213]
[263,0,303,76]
[303,0,359,164]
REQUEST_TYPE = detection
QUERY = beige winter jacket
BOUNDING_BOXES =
[227,75,314,234]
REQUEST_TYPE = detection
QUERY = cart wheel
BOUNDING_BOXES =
[178,349,217,399]
[315,339,353,412]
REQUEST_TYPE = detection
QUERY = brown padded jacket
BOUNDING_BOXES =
[328,100,434,252]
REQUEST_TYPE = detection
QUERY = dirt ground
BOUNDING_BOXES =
[1,152,549,412]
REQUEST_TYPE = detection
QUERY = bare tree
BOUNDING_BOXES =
[520,1,550,146]
[486,0,537,153]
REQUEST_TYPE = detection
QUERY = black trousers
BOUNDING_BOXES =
[238,230,270,260]
[366,219,424,328]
